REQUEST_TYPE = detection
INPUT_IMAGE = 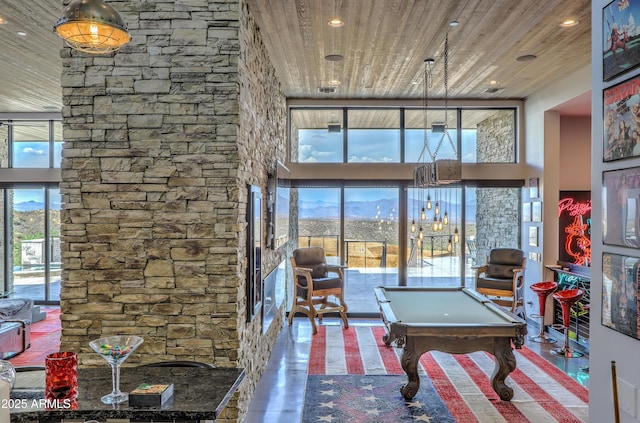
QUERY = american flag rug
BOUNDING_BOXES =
[303,325,588,423]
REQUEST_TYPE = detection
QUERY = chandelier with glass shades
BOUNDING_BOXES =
[411,32,461,255]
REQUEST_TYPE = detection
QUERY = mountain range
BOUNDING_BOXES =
[15,200,62,212]
[300,198,476,221]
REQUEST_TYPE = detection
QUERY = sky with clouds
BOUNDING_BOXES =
[297,129,477,163]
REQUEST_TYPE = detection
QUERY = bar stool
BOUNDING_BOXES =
[551,288,584,358]
[529,281,558,343]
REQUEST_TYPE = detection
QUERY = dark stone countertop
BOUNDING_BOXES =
[10,366,245,422]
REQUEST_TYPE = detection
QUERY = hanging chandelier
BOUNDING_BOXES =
[412,28,462,254]
[54,0,131,54]
[413,33,461,189]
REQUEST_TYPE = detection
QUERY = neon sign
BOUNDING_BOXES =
[558,193,591,266]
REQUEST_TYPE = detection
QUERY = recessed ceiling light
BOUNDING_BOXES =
[560,19,579,27]
[325,54,344,62]
[489,80,498,85]
[0,17,7,25]
[516,54,537,62]
[328,18,344,27]
[449,20,459,27]
[328,79,341,86]
[16,31,27,36]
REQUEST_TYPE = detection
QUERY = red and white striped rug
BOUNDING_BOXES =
[307,325,588,423]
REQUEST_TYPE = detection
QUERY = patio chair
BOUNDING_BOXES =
[474,247,526,317]
[289,247,348,335]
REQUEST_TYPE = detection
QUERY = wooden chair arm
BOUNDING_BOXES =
[294,266,313,273]
[473,264,488,274]
[326,265,345,279]
[292,267,314,290]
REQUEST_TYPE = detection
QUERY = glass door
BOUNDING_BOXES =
[297,188,341,255]
[406,186,462,287]
[8,187,61,303]
[344,187,399,312]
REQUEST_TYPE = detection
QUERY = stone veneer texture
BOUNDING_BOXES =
[59,0,287,421]
[475,110,520,260]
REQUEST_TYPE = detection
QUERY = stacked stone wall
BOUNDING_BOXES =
[475,111,520,260]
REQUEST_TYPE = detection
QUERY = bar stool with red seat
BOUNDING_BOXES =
[529,281,558,343]
[551,288,584,358]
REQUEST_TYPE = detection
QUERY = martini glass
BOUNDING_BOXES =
[89,335,143,404]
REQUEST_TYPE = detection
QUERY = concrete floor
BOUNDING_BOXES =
[244,317,589,423]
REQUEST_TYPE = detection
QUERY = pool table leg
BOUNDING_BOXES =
[399,342,421,400]
[492,338,517,401]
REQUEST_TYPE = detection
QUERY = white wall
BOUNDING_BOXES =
[560,116,592,190]
[523,65,591,320]
[592,1,640,421]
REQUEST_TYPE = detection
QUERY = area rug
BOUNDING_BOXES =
[8,307,61,367]
[304,325,588,423]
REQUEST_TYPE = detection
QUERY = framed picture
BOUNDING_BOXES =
[603,0,640,81]
[603,74,640,161]
[529,226,538,247]
[246,184,262,322]
[558,191,592,266]
[603,167,640,247]
[529,177,539,199]
[532,201,542,222]
[522,202,531,222]
[602,252,640,339]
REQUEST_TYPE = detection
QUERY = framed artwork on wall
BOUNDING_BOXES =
[532,201,542,222]
[603,74,640,161]
[602,252,640,339]
[529,177,539,199]
[246,184,263,322]
[603,0,640,81]
[529,226,539,247]
[603,167,640,247]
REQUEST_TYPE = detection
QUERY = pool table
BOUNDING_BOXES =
[374,286,527,401]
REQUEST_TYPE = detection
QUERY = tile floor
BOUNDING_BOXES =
[243,317,589,423]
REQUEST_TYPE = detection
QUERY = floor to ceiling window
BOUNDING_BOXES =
[1,119,61,304]
[297,188,341,255]
[407,185,463,287]
[290,105,522,314]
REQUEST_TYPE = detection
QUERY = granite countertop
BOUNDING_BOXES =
[10,366,245,422]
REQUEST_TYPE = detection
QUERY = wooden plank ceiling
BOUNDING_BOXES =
[0,0,591,121]
[245,0,591,101]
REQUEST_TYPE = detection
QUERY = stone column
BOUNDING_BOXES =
[59,0,287,420]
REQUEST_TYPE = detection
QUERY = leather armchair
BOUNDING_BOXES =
[289,247,348,334]
[474,247,526,317]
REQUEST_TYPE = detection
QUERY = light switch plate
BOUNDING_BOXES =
[617,378,636,417]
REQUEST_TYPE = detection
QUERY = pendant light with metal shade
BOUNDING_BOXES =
[54,0,131,54]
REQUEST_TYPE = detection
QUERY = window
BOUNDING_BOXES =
[297,188,341,254]
[290,107,516,164]
[5,187,60,303]
[460,109,516,163]
[405,108,459,163]
[347,109,400,163]
[291,109,343,163]
[0,119,61,303]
